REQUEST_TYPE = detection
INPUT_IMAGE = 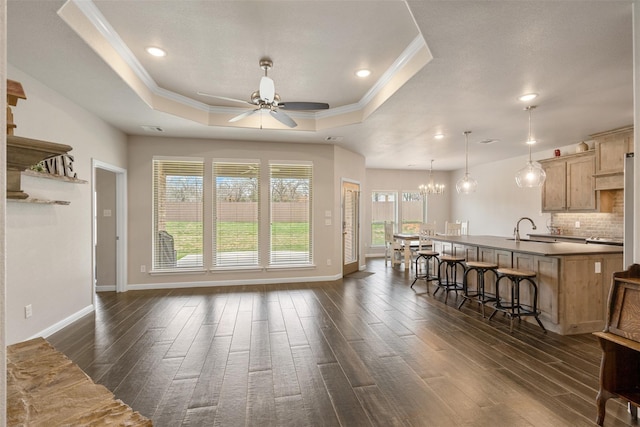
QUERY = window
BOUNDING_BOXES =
[153,159,204,270]
[371,191,397,246]
[213,162,260,267]
[270,163,312,265]
[401,191,425,233]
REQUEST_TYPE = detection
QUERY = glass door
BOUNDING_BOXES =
[342,181,360,276]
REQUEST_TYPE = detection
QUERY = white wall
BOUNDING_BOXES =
[96,168,117,288]
[364,168,451,256]
[6,65,127,344]
[127,135,354,287]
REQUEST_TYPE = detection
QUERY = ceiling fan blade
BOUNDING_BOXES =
[259,76,275,102]
[229,109,259,123]
[269,110,297,128]
[279,102,330,111]
[197,92,251,105]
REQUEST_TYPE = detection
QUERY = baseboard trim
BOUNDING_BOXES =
[96,285,116,292]
[34,304,95,340]
[127,273,343,291]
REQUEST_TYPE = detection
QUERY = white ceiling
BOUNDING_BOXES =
[7,0,634,171]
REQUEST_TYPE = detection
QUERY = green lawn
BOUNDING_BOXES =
[371,221,422,246]
[164,221,310,259]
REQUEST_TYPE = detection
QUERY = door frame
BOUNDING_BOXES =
[92,159,128,293]
[341,179,361,275]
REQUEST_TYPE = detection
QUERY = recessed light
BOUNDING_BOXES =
[145,46,166,57]
[518,93,538,102]
[355,69,371,78]
[526,139,537,145]
[434,133,444,140]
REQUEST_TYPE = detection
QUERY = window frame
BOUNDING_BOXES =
[151,157,205,272]
[370,190,398,246]
[268,161,314,267]
[212,160,261,269]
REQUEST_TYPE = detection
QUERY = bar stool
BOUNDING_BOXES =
[410,250,440,293]
[434,254,466,303]
[457,261,498,317]
[488,267,546,333]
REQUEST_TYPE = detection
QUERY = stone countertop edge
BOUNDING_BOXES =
[527,233,588,241]
[431,235,623,256]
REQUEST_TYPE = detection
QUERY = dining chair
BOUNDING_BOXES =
[459,220,469,235]
[414,221,436,272]
[418,221,436,250]
[444,221,462,236]
[384,221,402,266]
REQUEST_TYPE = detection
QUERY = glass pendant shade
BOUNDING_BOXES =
[419,160,445,196]
[456,131,477,194]
[456,173,478,194]
[515,160,546,187]
[516,105,546,188]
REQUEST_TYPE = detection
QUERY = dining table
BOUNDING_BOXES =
[393,233,419,270]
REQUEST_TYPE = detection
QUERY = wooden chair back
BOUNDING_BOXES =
[459,220,469,235]
[418,222,436,250]
[444,221,462,236]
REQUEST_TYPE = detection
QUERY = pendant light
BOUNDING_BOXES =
[419,159,445,196]
[515,105,546,188]
[456,131,477,194]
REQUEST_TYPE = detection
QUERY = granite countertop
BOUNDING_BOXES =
[431,235,623,256]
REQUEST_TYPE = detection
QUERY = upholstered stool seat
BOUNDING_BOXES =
[410,250,440,292]
[434,254,466,303]
[489,267,546,333]
[458,261,498,317]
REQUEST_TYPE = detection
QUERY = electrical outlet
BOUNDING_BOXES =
[326,259,331,266]
[25,304,32,319]
[575,221,581,228]
[595,262,601,273]
[140,265,146,273]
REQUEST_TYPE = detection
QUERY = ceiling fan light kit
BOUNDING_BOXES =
[456,131,477,195]
[515,105,546,188]
[198,58,329,128]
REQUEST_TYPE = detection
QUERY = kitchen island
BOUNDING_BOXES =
[431,235,624,335]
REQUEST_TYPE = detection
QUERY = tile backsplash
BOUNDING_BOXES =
[550,190,624,238]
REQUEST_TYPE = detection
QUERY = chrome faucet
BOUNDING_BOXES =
[514,217,537,242]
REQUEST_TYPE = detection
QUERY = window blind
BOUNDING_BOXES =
[270,163,312,265]
[401,191,424,234]
[213,162,260,267]
[152,159,204,270]
[371,191,397,246]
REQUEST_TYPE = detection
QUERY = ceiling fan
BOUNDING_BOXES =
[198,58,329,128]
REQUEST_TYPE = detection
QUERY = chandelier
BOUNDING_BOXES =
[456,131,477,194]
[515,105,546,188]
[419,160,445,196]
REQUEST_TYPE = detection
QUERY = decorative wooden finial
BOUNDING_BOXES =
[7,79,27,135]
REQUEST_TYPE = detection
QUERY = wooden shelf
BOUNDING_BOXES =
[8,198,70,205]
[22,169,87,184]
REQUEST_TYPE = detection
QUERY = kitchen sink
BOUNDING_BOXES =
[505,238,558,243]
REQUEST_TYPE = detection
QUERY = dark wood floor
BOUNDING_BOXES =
[48,259,636,426]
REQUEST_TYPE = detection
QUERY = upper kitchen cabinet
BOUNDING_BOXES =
[540,158,567,211]
[591,125,633,190]
[540,151,601,212]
